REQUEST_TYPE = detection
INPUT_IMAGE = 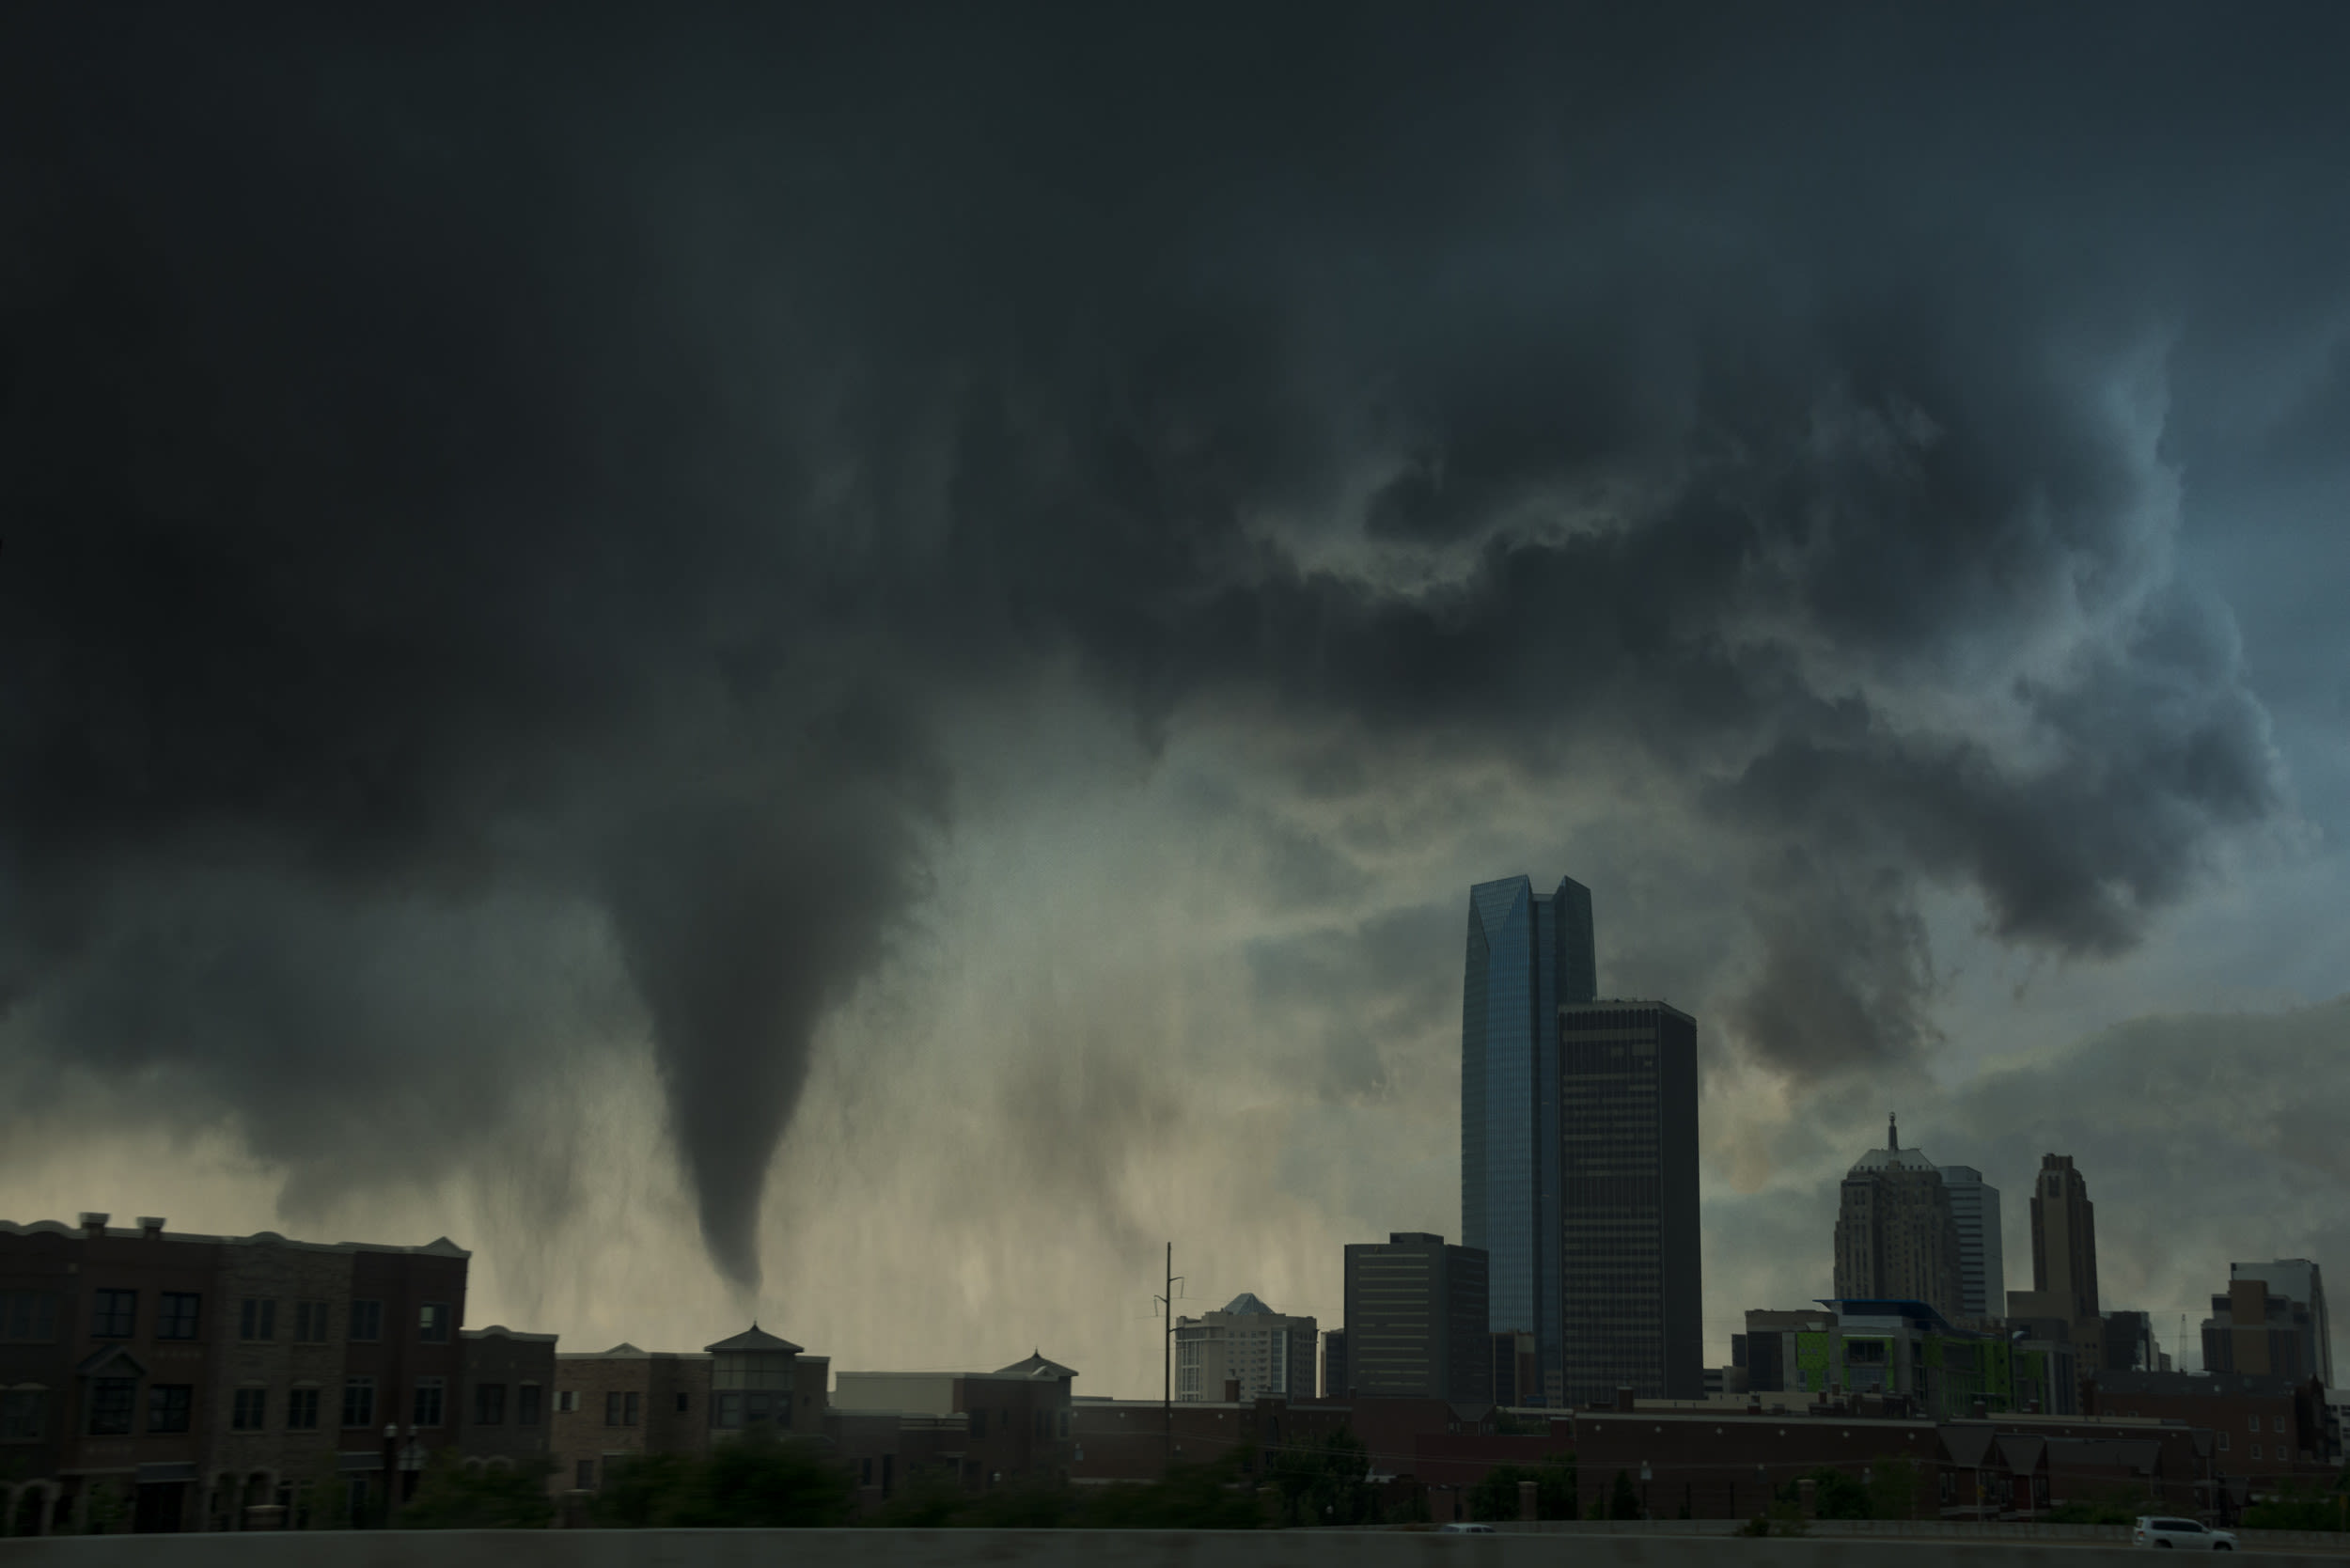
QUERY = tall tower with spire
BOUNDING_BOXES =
[1832,1114,1966,1320]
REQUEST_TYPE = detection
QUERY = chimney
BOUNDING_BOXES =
[1969,1398,1989,1419]
[1615,1386,1635,1413]
[79,1212,109,1239]
[1747,1398,1762,1415]
[1222,1378,1240,1403]
[138,1217,166,1240]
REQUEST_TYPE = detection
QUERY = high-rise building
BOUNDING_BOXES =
[2008,1153,2102,1372]
[1173,1294,1317,1403]
[1462,874,1594,1402]
[2202,1262,2332,1383]
[1833,1117,1964,1321]
[1340,1232,1491,1403]
[1320,1329,1347,1401]
[1936,1166,2005,1322]
[1557,999,1703,1403]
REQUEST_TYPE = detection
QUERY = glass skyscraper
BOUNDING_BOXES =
[1461,873,1594,1404]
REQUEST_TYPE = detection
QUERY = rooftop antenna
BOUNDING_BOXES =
[1888,1112,1899,1151]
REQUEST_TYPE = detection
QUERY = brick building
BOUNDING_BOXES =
[0,1212,543,1535]
[826,1352,1079,1510]
[2092,1370,2327,1496]
[457,1325,557,1472]
[547,1325,827,1496]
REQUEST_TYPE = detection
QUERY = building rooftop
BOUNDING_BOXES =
[0,1216,471,1258]
[992,1351,1079,1381]
[1848,1115,1940,1174]
[1223,1293,1276,1315]
[705,1324,805,1355]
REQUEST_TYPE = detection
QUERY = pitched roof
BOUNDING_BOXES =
[1222,1293,1275,1316]
[993,1351,1079,1381]
[704,1324,804,1355]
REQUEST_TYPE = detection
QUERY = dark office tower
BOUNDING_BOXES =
[1321,1330,1348,1400]
[1557,1000,1703,1403]
[1462,874,1594,1403]
[1341,1232,1492,1403]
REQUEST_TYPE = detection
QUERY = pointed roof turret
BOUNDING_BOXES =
[703,1323,804,1355]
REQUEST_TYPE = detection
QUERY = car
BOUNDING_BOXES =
[2133,1514,2238,1550]
[1438,1522,1497,1533]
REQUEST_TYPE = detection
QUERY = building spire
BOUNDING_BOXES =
[1888,1112,1899,1151]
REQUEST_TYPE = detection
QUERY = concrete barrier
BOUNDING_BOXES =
[0,1532,2327,1567]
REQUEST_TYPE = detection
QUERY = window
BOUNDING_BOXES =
[342,1377,376,1429]
[89,1378,136,1435]
[418,1303,450,1343]
[516,1385,541,1425]
[349,1300,383,1342]
[2218,1433,2230,1452]
[2249,1415,2262,1431]
[157,1293,201,1341]
[576,1459,596,1490]
[860,1457,872,1485]
[294,1301,330,1342]
[147,1384,194,1434]
[676,1391,690,1414]
[971,1408,987,1438]
[1,1291,59,1342]
[605,1391,624,1426]
[239,1298,278,1341]
[286,1388,321,1431]
[2251,1443,2264,1460]
[2274,1416,2287,1434]
[1,1389,46,1441]
[413,1377,446,1428]
[91,1290,136,1339]
[474,1383,506,1426]
[625,1392,640,1426]
[554,1389,578,1414]
[231,1388,269,1431]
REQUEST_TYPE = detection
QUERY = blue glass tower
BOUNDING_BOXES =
[1462,873,1594,1404]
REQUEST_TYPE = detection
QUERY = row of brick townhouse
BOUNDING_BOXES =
[1,1215,552,1534]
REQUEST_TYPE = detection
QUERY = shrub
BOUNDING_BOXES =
[400,1454,556,1530]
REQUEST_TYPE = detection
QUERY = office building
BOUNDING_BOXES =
[1172,1294,1317,1403]
[1557,999,1703,1403]
[1833,1117,1964,1322]
[1341,1233,1490,1403]
[1936,1166,2005,1322]
[1490,1329,1538,1407]
[1320,1330,1347,1401]
[1462,874,1594,1402]
[2202,1262,2332,1383]
[2007,1153,2101,1372]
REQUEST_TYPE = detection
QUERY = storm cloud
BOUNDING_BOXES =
[3,3,2342,1294]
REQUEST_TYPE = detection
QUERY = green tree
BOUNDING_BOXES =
[1268,1428,1373,1527]
[1076,1449,1261,1530]
[1608,1468,1641,1519]
[1866,1457,1933,1521]
[590,1431,853,1529]
[589,1452,697,1529]
[1804,1466,1872,1520]
[400,1453,556,1529]
[2242,1477,2350,1532]
[1469,1456,1577,1522]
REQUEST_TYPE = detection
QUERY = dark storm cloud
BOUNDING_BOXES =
[4,4,2342,1278]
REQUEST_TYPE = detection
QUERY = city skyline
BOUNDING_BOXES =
[6,3,2350,1406]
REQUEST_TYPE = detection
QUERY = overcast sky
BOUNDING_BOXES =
[5,3,2348,1392]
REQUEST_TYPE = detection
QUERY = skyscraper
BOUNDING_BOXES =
[1340,1232,1491,1402]
[2007,1152,2102,1372]
[1833,1116,1964,1320]
[2201,1261,2332,1383]
[1462,874,1594,1403]
[1557,999,1703,1403]
[1936,1165,2006,1322]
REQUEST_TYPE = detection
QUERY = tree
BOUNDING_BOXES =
[589,1430,853,1529]
[1608,1468,1641,1520]
[1866,1457,1932,1521]
[1268,1428,1373,1527]
[400,1454,556,1530]
[1076,1449,1261,1530]
[1469,1457,1577,1522]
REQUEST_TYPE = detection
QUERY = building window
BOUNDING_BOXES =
[293,1300,331,1342]
[148,1384,194,1434]
[231,1387,269,1431]
[860,1458,872,1486]
[576,1459,596,1490]
[625,1392,640,1426]
[286,1388,321,1431]
[605,1391,624,1426]
[1,1292,59,1342]
[971,1408,986,1438]
[91,1290,136,1339]
[474,1383,506,1426]
[418,1303,451,1343]
[676,1392,690,1414]
[239,1298,278,1341]
[88,1377,138,1435]
[554,1389,578,1414]
[342,1377,376,1429]
[516,1384,541,1425]
[157,1293,201,1341]
[349,1300,384,1342]
[2274,1416,2287,1434]
[2251,1443,2264,1460]
[414,1377,446,1428]
[1,1389,47,1441]
[2217,1433,2230,1452]
[2249,1415,2262,1431]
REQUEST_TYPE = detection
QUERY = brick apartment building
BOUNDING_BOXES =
[2092,1370,2328,1501]
[826,1352,1079,1510]
[0,1214,552,1535]
[547,1325,827,1496]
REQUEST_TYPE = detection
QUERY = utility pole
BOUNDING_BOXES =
[1154,1243,1183,1471]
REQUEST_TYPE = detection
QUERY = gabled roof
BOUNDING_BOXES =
[704,1324,804,1355]
[1939,1423,1998,1468]
[992,1351,1079,1381]
[76,1344,147,1379]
